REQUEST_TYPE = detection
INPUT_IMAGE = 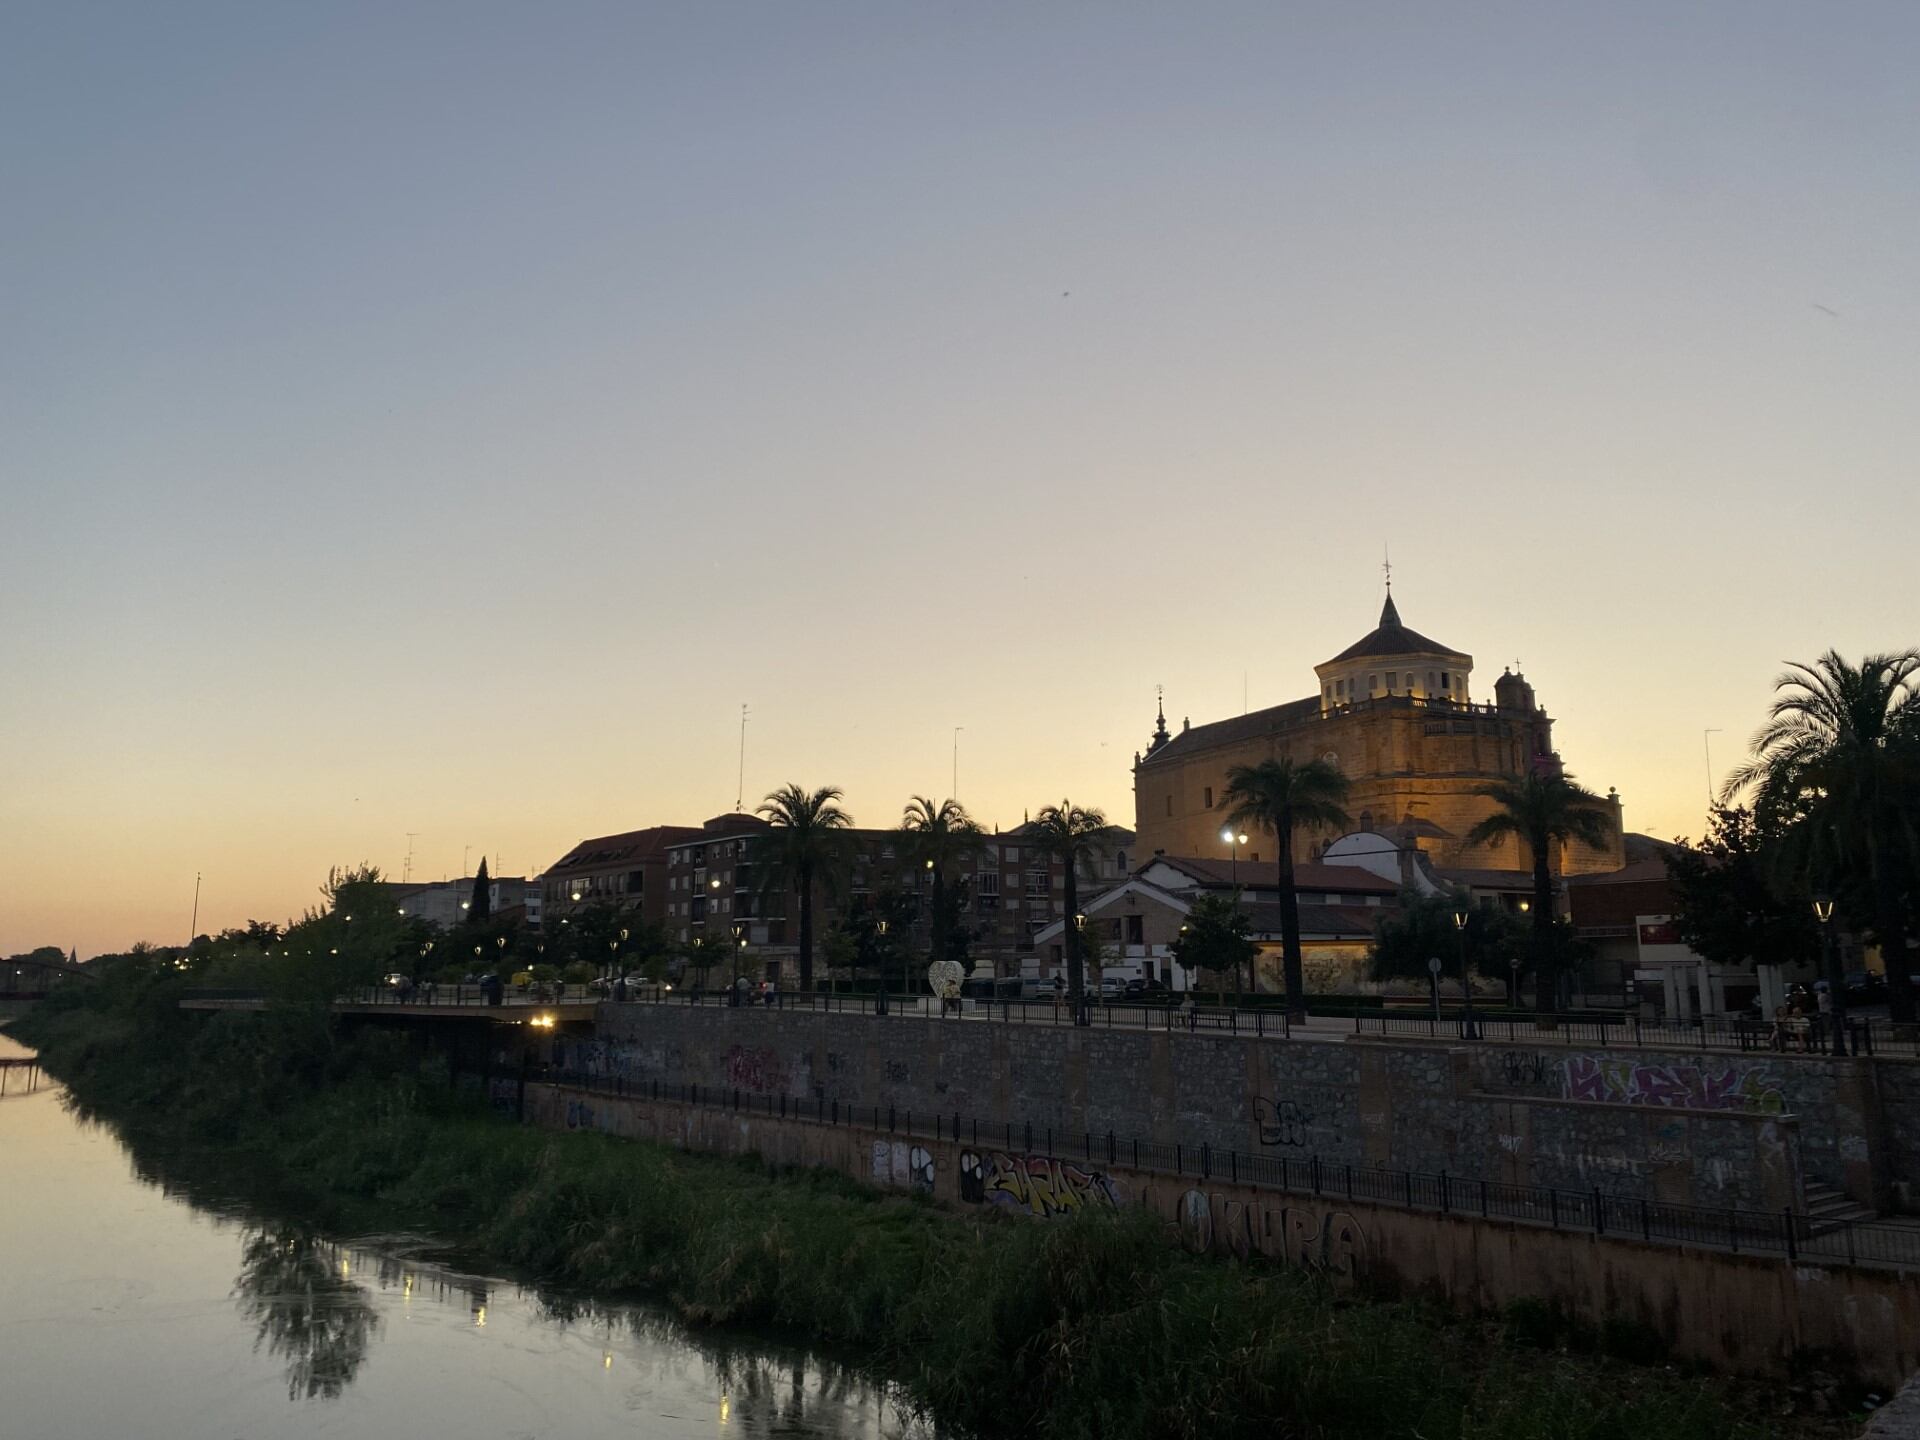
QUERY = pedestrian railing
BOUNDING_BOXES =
[532,1065,1920,1272]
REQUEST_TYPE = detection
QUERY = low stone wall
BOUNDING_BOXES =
[580,1005,1846,1210]
[525,1080,1920,1389]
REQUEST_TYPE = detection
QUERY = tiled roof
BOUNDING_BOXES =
[1324,594,1467,665]
[1564,859,1671,887]
[1244,903,1384,938]
[1136,696,1322,766]
[548,826,704,875]
[1143,854,1397,894]
[1431,866,1537,890]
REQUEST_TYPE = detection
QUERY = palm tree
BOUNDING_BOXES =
[1721,650,1920,1025]
[1026,800,1123,1022]
[754,783,852,993]
[1223,758,1352,1016]
[900,796,986,973]
[1463,771,1615,1022]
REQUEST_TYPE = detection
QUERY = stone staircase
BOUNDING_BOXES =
[1804,1181,1878,1233]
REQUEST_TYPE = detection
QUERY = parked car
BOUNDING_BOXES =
[1123,977,1176,1005]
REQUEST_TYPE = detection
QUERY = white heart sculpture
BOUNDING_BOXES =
[926,960,965,999]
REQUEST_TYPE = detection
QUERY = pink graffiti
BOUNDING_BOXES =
[1561,1056,1784,1114]
[724,1044,784,1094]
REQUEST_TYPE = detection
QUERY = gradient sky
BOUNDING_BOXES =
[4,3,1916,956]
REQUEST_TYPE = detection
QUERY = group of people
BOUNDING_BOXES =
[730,975,780,1007]
[1762,984,1833,1052]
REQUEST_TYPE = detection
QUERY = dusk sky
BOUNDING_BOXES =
[4,3,1915,956]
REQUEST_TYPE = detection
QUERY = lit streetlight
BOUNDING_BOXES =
[1813,895,1848,1057]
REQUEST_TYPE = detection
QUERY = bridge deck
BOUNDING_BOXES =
[180,997,598,1022]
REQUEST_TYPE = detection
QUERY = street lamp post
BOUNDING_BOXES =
[1073,910,1090,1026]
[874,918,890,1016]
[1813,895,1848,1057]
[1453,908,1477,1038]
[1221,826,1250,1001]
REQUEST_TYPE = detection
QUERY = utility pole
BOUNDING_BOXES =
[1703,729,1723,811]
[737,703,749,813]
[188,872,201,948]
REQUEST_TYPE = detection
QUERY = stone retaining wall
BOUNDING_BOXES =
[582,1005,1837,1209]
[526,1080,1920,1388]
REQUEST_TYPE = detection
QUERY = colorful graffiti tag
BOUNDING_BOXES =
[870,1141,935,1193]
[957,1150,1124,1216]
[1562,1056,1786,1114]
[1177,1190,1367,1279]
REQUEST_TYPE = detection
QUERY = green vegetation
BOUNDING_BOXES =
[1223,757,1355,1016]
[1463,772,1616,1019]
[755,782,855,991]
[1025,800,1125,1018]
[1718,650,1920,1024]
[1169,891,1257,1000]
[16,979,1843,1440]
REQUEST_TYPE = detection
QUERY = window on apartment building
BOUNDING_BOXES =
[975,872,999,896]
[1025,870,1049,897]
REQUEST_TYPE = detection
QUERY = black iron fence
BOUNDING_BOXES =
[1351,1009,1915,1057]
[534,1064,1920,1272]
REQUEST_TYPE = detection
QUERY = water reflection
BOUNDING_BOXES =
[0,1062,931,1439]
[233,1229,383,1400]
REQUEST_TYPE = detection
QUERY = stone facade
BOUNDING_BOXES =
[572,1004,1920,1212]
[1130,595,1626,877]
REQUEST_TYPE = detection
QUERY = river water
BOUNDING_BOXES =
[0,1033,919,1440]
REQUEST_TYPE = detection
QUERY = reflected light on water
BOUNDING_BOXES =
[719,1393,730,1425]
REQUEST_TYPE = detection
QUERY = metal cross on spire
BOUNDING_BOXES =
[1382,542,1392,591]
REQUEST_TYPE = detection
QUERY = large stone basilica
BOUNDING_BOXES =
[1131,591,1626,880]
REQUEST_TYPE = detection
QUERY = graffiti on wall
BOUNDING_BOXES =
[564,1098,612,1133]
[1253,1097,1313,1148]
[720,1044,812,1097]
[1176,1190,1367,1279]
[870,1141,935,1193]
[957,1150,1124,1216]
[1562,1056,1785,1114]
[1498,1051,1552,1091]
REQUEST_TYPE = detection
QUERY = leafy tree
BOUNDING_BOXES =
[755,783,853,991]
[1025,800,1124,1021]
[469,858,492,924]
[1463,773,1615,1021]
[1223,758,1353,1016]
[933,876,976,969]
[1722,650,1920,1023]
[1370,889,1526,1004]
[900,796,985,972]
[681,934,732,992]
[1169,893,1256,1000]
[1667,807,1820,979]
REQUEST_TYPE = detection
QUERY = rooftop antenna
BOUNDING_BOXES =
[736,703,749,813]
[1704,728,1723,809]
[403,833,417,883]
[1243,670,1248,716]
[952,726,963,801]
[188,871,201,948]
[462,844,470,879]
